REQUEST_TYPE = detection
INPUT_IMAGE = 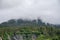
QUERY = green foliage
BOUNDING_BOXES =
[37,34,52,40]
[2,32,8,40]
[0,19,60,40]
[0,26,59,40]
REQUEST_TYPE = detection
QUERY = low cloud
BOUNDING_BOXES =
[0,0,60,24]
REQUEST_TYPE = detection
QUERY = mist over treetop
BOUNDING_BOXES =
[0,0,60,24]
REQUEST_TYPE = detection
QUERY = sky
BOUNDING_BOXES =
[0,0,60,24]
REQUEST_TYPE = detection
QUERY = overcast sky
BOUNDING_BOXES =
[0,0,60,24]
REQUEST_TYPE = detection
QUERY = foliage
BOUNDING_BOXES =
[0,19,60,40]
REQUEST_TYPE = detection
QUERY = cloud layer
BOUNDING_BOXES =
[0,0,60,24]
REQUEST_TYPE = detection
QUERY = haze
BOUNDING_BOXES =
[0,0,60,24]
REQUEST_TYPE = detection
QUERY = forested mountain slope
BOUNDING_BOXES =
[0,18,60,40]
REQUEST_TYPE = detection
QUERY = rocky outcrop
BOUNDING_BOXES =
[0,37,2,40]
[11,34,37,40]
[3,33,38,40]
[32,34,37,40]
[12,34,23,40]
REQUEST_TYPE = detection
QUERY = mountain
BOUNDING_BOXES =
[0,18,59,27]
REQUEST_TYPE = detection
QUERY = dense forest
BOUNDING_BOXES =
[0,18,60,40]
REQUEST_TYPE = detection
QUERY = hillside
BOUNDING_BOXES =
[0,19,60,40]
